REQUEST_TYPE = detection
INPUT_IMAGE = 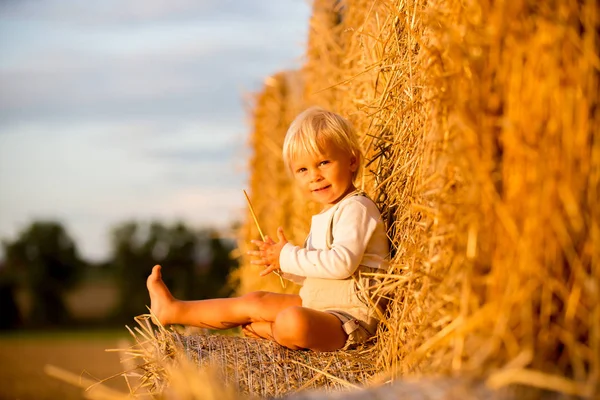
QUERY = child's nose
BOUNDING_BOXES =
[309,168,322,181]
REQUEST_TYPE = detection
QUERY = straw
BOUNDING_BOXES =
[243,189,266,241]
[243,189,286,289]
[126,315,376,398]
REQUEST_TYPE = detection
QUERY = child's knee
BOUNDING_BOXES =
[238,291,269,315]
[272,307,310,347]
[240,291,268,303]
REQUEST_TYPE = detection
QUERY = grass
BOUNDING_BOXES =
[0,328,130,341]
[0,329,131,400]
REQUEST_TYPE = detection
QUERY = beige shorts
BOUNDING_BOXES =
[299,266,386,348]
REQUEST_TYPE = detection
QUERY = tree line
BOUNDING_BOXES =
[0,220,239,329]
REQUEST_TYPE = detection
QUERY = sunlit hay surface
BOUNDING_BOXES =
[294,0,600,398]
[214,0,598,397]
[128,316,376,398]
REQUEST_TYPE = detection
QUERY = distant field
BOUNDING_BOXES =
[0,330,132,400]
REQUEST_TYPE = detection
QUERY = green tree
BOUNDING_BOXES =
[110,221,155,321]
[201,232,238,299]
[160,222,200,300]
[109,221,200,320]
[0,265,21,329]
[108,221,239,321]
[2,221,83,326]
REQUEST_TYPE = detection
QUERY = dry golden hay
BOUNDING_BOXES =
[127,316,377,398]
[175,334,375,397]
[243,0,598,397]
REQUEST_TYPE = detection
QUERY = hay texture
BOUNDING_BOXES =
[129,316,376,398]
[237,0,599,397]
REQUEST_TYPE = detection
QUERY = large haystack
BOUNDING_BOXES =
[237,0,599,397]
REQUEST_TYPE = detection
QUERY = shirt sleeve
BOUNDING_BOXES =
[279,199,379,279]
[279,271,306,285]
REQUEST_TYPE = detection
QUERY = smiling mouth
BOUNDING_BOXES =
[312,185,331,192]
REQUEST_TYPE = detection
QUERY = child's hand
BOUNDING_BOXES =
[248,227,288,277]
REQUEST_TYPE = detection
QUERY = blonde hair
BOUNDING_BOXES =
[282,107,362,180]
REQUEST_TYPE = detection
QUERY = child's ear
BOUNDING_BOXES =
[350,155,359,171]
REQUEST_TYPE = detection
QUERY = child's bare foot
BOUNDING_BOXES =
[147,265,176,326]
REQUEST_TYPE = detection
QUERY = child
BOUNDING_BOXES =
[147,107,389,352]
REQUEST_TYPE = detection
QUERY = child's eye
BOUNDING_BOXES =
[319,160,330,166]
[296,167,307,174]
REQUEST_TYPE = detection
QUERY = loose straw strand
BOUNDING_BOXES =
[243,190,266,241]
[243,190,286,289]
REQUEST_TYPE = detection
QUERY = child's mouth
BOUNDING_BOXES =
[313,185,331,192]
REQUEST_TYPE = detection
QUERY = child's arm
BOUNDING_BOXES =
[279,198,386,279]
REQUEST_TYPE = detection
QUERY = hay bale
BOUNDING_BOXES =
[130,316,376,398]
[299,0,599,397]
[230,0,599,397]
[177,334,375,397]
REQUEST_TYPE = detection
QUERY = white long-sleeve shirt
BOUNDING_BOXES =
[279,194,389,283]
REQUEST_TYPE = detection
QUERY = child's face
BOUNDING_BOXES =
[290,142,358,209]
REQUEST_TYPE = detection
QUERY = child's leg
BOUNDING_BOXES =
[243,312,347,352]
[147,265,301,329]
[271,306,347,352]
[243,310,348,351]
[241,321,274,340]
[148,265,347,351]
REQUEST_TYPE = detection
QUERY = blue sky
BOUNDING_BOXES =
[0,0,311,261]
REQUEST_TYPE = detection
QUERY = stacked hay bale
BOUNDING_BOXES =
[238,0,599,397]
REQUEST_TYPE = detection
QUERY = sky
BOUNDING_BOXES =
[0,0,311,261]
